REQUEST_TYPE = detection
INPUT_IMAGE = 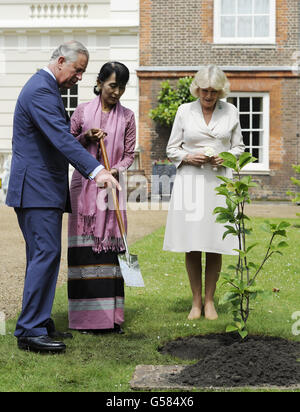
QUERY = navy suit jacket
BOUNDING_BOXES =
[6,70,100,212]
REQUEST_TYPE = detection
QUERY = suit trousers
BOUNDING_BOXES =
[14,208,63,337]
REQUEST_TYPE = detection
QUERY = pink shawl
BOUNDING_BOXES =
[78,96,127,253]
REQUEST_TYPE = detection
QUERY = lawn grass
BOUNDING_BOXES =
[0,217,299,392]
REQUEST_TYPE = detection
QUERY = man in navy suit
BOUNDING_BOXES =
[6,41,121,353]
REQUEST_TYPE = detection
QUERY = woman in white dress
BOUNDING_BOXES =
[163,65,245,321]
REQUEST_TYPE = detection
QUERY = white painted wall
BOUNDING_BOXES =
[0,0,140,201]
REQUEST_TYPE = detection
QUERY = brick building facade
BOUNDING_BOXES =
[138,0,300,200]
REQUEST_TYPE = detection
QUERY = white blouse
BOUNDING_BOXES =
[166,99,245,168]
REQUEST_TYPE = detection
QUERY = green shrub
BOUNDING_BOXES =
[149,77,196,127]
[287,164,300,215]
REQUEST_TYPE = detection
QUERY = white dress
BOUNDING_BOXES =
[163,99,245,255]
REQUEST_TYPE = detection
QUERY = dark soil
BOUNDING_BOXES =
[159,333,300,388]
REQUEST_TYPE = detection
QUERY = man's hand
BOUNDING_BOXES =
[94,168,122,191]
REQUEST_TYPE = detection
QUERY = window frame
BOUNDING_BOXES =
[60,84,78,118]
[226,92,270,172]
[214,0,276,45]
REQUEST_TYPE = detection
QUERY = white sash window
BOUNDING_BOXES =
[214,0,276,44]
[226,93,270,172]
[60,85,78,118]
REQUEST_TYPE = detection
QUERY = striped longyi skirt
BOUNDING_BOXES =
[68,245,124,330]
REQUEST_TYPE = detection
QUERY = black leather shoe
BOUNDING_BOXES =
[18,336,66,353]
[46,319,73,340]
[113,324,125,334]
[48,330,73,340]
[78,324,125,335]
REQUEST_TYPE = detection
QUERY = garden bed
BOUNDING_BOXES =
[159,333,300,388]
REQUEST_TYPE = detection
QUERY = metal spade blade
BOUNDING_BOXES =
[99,137,145,287]
[118,236,145,288]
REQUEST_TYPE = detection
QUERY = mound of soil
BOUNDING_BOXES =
[159,333,300,388]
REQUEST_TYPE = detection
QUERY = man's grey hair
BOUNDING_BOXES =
[50,41,89,63]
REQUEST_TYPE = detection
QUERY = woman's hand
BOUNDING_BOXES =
[110,168,119,178]
[85,128,107,143]
[183,153,210,167]
[210,155,224,167]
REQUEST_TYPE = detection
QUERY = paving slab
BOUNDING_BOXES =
[130,364,300,391]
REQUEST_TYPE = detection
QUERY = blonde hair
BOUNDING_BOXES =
[190,65,230,99]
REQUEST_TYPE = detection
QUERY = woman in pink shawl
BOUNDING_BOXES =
[68,62,136,334]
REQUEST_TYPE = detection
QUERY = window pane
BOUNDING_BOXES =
[238,0,252,15]
[221,16,236,37]
[252,131,261,146]
[242,131,250,146]
[70,85,78,95]
[62,97,68,107]
[70,97,78,108]
[240,97,250,112]
[240,114,250,129]
[226,94,268,168]
[252,148,260,163]
[222,0,236,15]
[237,16,252,37]
[253,114,262,129]
[254,0,269,14]
[253,97,263,112]
[60,88,68,96]
[254,16,269,37]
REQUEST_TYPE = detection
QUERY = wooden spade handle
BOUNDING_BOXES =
[99,138,126,237]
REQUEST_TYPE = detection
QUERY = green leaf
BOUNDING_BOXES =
[248,261,259,270]
[239,152,257,169]
[277,241,289,248]
[222,228,238,240]
[216,212,235,224]
[218,152,238,172]
[233,249,246,258]
[239,329,249,339]
[226,325,239,333]
[219,152,238,164]
[260,221,272,233]
[227,264,239,271]
[219,292,240,305]
[223,161,238,171]
[277,221,291,230]
[216,175,233,184]
[246,243,259,254]
[213,207,228,214]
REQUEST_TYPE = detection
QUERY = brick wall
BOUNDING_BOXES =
[138,70,300,200]
[140,0,299,67]
[138,0,300,200]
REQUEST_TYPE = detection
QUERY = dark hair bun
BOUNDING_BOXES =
[94,62,130,95]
